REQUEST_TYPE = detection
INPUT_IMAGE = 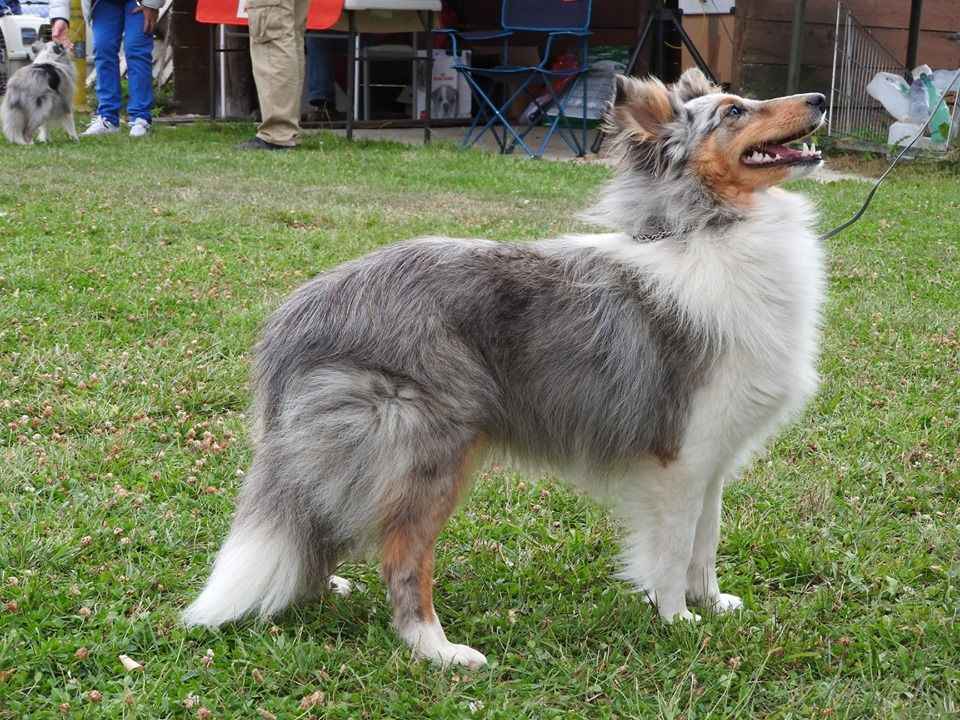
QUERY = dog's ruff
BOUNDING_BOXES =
[185,70,827,669]
[0,41,78,145]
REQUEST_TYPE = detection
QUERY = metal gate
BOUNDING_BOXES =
[828,1,909,144]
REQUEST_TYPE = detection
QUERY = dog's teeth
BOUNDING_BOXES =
[802,142,809,154]
[752,151,764,162]
[810,141,818,154]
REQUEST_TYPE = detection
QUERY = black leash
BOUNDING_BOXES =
[818,69,959,241]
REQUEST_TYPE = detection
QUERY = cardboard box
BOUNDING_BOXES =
[415,50,472,120]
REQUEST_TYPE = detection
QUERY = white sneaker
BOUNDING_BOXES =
[128,118,151,138]
[81,115,119,136]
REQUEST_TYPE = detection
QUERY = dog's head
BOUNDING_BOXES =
[604,69,825,207]
[31,41,72,67]
[432,86,457,116]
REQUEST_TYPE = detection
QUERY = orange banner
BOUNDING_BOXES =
[195,0,343,30]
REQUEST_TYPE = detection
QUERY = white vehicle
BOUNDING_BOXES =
[0,12,51,95]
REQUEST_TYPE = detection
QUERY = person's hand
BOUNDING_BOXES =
[132,3,159,34]
[51,18,73,50]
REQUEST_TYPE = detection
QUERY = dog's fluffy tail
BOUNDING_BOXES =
[182,518,307,627]
[183,438,353,627]
[184,363,427,628]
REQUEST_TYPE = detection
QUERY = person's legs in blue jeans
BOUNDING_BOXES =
[123,0,154,123]
[306,35,335,106]
[89,0,125,125]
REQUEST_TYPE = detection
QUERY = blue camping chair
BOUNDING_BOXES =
[435,0,592,158]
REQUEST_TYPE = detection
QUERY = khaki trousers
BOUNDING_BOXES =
[247,0,310,147]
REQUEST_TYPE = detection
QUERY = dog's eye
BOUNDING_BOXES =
[727,106,744,118]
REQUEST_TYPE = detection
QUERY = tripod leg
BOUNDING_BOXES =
[591,10,658,154]
[671,16,718,84]
[592,10,719,154]
[624,11,657,77]
[590,118,605,154]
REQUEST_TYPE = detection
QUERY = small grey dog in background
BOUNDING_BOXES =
[1,41,78,145]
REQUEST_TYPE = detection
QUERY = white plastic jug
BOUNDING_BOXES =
[887,121,924,146]
[867,72,911,121]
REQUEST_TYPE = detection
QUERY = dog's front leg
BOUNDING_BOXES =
[618,462,712,621]
[63,113,79,142]
[685,474,742,613]
[37,123,50,143]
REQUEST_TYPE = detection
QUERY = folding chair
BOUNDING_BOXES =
[435,0,592,158]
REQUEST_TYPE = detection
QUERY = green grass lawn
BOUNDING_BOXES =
[1,124,958,719]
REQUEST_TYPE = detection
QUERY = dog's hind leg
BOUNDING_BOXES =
[9,122,32,145]
[327,575,352,595]
[617,459,714,622]
[381,439,487,669]
[1,102,30,144]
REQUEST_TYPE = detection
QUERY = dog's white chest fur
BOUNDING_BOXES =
[577,188,824,465]
[685,192,823,459]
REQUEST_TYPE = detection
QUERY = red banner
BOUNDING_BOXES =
[195,0,343,30]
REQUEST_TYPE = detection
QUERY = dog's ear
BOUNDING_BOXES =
[604,75,673,143]
[671,68,719,104]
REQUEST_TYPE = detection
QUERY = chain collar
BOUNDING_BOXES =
[631,226,694,243]
[632,229,674,243]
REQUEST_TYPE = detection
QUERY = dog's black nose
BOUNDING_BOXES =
[807,93,826,113]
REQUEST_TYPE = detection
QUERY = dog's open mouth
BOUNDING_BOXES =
[741,139,822,168]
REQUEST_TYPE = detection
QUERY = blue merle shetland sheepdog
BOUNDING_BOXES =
[0,42,78,145]
[185,69,827,669]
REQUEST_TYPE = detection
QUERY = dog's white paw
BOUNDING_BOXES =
[417,641,488,670]
[402,620,488,670]
[663,609,702,623]
[328,575,352,596]
[711,593,743,613]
